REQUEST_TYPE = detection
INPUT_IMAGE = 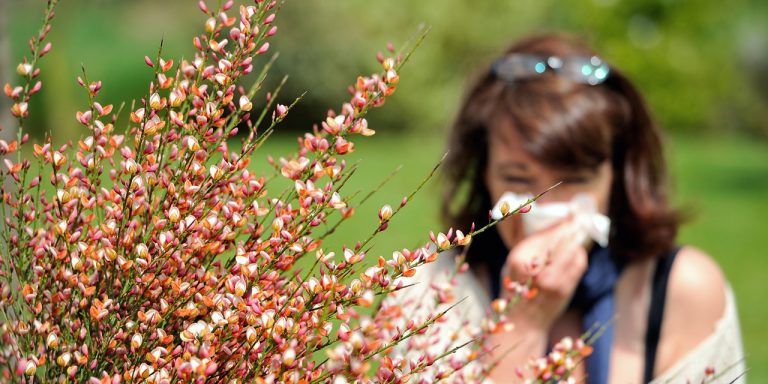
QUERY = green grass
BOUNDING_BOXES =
[669,134,768,380]
[252,130,767,380]
[246,132,445,256]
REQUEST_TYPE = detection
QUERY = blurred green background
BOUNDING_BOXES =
[4,0,767,379]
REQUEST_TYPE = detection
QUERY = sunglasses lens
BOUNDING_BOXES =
[493,54,609,84]
[493,55,548,81]
[561,56,610,85]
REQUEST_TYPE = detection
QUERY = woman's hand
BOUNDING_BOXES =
[502,216,588,333]
[487,217,589,381]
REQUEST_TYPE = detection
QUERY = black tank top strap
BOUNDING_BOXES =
[643,246,681,383]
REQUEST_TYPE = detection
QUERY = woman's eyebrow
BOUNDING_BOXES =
[496,161,530,171]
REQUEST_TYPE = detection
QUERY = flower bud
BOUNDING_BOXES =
[29,81,42,95]
[11,102,28,118]
[209,38,228,52]
[436,232,450,250]
[455,230,472,246]
[349,332,364,350]
[131,334,143,349]
[168,206,180,223]
[104,248,117,261]
[274,104,287,119]
[491,298,508,314]
[169,89,184,107]
[125,158,138,174]
[239,95,252,111]
[149,93,162,110]
[357,290,374,307]
[282,348,296,366]
[209,165,223,180]
[157,73,171,88]
[55,220,67,236]
[143,115,164,135]
[383,58,396,71]
[256,42,269,55]
[138,363,151,379]
[384,69,399,85]
[343,248,363,264]
[246,327,258,344]
[185,136,200,151]
[56,352,71,367]
[378,204,393,221]
[205,17,216,33]
[271,217,284,232]
[130,108,145,123]
[52,151,65,167]
[24,360,36,376]
[214,73,229,85]
[40,42,52,57]
[198,0,209,13]
[499,201,510,216]
[234,279,246,296]
[76,110,92,126]
[55,189,68,204]
[46,333,59,349]
[16,63,33,76]
[218,59,232,72]
[229,28,241,41]
[159,58,174,72]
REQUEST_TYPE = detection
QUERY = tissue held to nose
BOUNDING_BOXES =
[491,192,610,247]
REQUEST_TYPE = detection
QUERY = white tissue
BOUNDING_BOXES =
[490,192,611,247]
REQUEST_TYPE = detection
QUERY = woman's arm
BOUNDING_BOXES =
[487,324,549,379]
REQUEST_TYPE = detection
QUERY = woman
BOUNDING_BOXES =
[440,34,745,383]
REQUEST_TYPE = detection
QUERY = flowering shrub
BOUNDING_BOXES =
[0,1,589,383]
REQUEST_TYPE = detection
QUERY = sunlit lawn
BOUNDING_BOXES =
[250,130,767,380]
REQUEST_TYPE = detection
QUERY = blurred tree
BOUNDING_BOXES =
[266,0,768,138]
[6,0,767,140]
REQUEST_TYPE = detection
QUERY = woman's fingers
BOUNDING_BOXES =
[504,218,588,301]
[535,241,587,295]
[539,222,587,272]
[504,217,576,278]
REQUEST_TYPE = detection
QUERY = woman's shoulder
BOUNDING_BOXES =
[655,246,736,377]
[666,246,727,326]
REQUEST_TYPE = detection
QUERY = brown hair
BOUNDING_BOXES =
[442,34,682,266]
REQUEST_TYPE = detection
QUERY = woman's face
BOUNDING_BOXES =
[485,120,614,249]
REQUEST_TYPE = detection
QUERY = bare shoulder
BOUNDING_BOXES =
[666,246,727,320]
[655,246,727,374]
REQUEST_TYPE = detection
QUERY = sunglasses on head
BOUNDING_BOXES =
[492,54,610,85]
